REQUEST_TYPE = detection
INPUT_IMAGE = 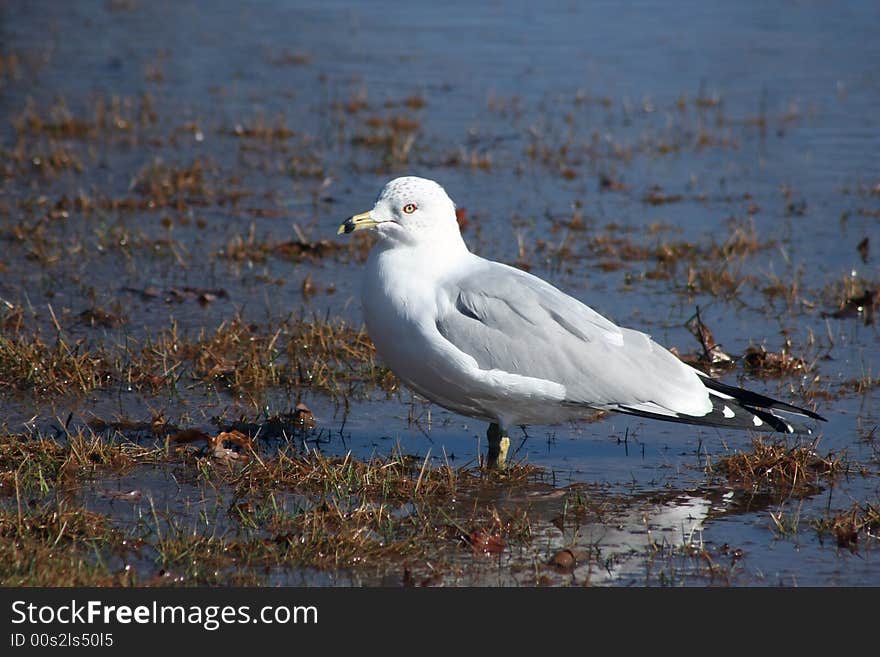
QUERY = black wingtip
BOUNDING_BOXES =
[699,376,825,422]
[612,375,825,436]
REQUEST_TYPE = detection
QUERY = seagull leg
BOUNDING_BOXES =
[486,423,510,469]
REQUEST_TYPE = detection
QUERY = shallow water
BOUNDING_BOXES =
[1,0,878,585]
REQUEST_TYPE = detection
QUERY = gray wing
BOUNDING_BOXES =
[435,261,709,415]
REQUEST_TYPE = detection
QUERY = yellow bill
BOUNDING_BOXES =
[338,211,377,235]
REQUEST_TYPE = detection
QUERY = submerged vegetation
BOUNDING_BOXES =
[0,429,546,585]
[3,427,868,587]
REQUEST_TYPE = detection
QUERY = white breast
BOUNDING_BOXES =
[361,245,572,426]
[362,245,443,385]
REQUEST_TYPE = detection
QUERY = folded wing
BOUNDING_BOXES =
[435,261,712,418]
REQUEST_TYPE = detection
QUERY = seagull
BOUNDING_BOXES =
[338,176,825,467]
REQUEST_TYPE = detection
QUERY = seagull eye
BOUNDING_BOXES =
[402,203,417,214]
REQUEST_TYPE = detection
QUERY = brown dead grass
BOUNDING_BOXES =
[811,502,880,552]
[0,333,113,394]
[0,428,542,585]
[0,311,393,401]
[708,437,845,498]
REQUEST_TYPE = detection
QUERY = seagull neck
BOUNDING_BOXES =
[372,234,468,286]
[415,231,471,271]
[379,227,470,262]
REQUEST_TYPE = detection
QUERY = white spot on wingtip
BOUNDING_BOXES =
[722,405,735,419]
[752,415,763,427]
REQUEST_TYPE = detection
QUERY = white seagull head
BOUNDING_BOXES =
[339,176,461,247]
